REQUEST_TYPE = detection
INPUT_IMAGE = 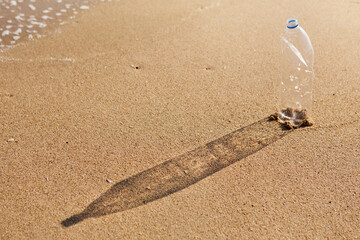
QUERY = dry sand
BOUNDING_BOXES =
[1,0,360,238]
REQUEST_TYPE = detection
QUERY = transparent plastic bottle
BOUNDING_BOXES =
[277,18,314,127]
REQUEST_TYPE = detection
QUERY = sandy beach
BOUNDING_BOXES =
[1,0,360,238]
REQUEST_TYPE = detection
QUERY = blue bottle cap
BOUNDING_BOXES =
[287,18,299,29]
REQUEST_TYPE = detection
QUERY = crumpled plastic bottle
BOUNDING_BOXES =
[277,18,314,127]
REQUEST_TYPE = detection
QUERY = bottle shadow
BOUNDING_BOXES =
[62,116,292,227]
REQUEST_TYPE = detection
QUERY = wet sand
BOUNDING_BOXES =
[0,0,100,49]
[1,0,360,238]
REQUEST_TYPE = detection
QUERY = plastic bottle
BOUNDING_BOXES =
[277,18,314,127]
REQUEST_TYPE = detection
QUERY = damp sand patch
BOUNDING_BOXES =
[272,107,313,128]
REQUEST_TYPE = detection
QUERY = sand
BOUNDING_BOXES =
[1,0,360,238]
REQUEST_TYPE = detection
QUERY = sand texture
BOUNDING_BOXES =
[1,0,360,239]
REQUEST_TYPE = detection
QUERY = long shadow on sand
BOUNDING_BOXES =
[62,116,293,227]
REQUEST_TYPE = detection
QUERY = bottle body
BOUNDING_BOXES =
[277,19,314,127]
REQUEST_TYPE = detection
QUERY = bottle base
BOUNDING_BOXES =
[274,107,313,128]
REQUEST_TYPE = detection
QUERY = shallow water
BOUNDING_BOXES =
[0,0,117,50]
